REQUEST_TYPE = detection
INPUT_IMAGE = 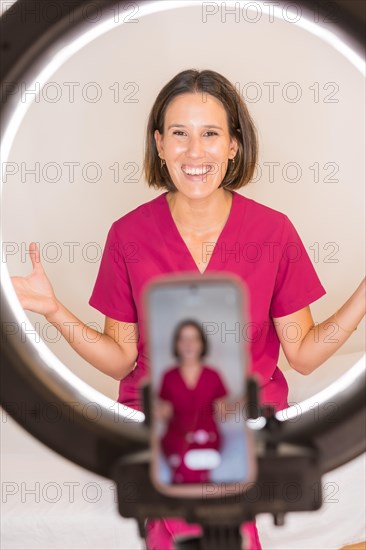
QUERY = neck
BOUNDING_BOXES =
[166,188,232,235]
[180,359,201,369]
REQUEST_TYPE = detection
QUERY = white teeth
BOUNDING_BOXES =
[182,166,211,176]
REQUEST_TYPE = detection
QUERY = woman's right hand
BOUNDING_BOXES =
[10,241,59,317]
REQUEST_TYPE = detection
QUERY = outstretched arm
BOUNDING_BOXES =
[272,277,365,375]
[11,242,138,381]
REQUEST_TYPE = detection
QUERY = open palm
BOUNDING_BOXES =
[11,242,59,316]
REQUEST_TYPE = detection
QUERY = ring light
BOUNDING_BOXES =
[1,0,365,530]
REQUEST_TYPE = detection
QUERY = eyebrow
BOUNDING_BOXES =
[167,124,223,130]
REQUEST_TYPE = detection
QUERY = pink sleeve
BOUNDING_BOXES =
[88,222,138,323]
[269,215,327,318]
[158,371,172,401]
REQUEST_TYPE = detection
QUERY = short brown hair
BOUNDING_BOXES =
[172,319,208,360]
[143,69,258,191]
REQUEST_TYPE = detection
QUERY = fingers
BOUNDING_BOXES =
[29,241,42,271]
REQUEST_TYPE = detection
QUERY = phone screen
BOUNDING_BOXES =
[142,272,257,498]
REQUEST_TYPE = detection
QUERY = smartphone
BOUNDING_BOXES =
[142,272,257,498]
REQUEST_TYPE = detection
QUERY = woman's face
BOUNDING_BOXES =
[176,325,203,362]
[154,92,238,199]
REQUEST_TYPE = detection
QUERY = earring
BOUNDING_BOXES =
[158,153,166,168]
[231,156,236,165]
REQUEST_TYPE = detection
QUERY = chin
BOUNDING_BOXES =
[176,183,221,197]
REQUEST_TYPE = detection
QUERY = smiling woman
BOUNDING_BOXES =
[2,1,366,549]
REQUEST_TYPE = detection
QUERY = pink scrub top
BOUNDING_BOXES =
[88,190,327,412]
[159,364,228,452]
[159,365,228,484]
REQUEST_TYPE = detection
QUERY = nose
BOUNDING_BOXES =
[185,134,205,159]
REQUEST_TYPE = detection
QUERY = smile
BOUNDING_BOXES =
[181,165,212,176]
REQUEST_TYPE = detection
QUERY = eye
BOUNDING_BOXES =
[172,130,186,136]
[205,131,218,136]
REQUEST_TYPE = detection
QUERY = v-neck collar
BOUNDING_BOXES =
[154,190,239,275]
[177,365,206,392]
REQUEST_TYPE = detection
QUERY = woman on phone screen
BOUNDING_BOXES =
[156,319,229,484]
